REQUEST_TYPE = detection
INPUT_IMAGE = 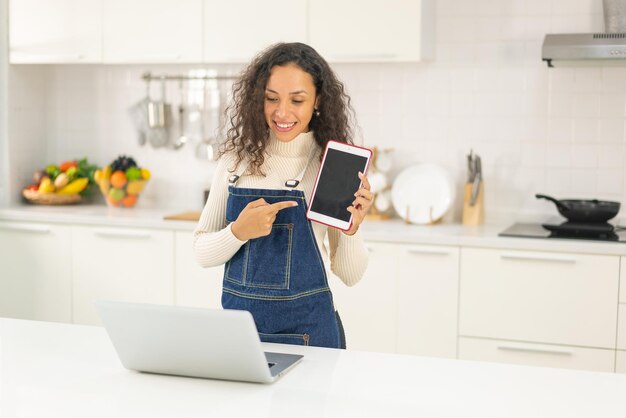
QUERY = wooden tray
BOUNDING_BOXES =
[22,189,82,205]
[163,211,201,221]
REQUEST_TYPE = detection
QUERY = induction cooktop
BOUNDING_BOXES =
[499,218,626,243]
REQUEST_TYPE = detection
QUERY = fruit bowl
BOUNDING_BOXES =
[95,156,150,208]
[22,189,82,205]
[22,158,97,205]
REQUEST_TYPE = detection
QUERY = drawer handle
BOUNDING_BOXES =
[500,253,577,264]
[94,229,151,239]
[497,344,573,356]
[407,249,450,256]
[0,224,51,234]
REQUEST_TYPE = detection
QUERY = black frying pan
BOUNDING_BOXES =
[535,194,620,223]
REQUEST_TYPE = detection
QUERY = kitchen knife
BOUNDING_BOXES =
[469,155,482,206]
[470,172,480,206]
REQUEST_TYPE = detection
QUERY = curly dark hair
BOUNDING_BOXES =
[219,42,356,175]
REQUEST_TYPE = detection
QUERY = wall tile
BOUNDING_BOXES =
[573,118,599,142]
[548,118,573,143]
[598,119,625,143]
[570,143,598,168]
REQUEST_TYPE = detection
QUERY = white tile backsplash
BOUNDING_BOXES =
[5,2,626,221]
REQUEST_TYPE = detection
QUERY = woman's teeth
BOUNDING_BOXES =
[275,121,296,131]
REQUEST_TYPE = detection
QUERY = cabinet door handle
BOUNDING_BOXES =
[94,229,151,239]
[0,224,51,234]
[12,52,86,60]
[125,54,183,61]
[497,343,573,356]
[330,53,397,60]
[500,253,577,264]
[407,248,451,256]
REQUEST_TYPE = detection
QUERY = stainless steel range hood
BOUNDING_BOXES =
[542,33,626,67]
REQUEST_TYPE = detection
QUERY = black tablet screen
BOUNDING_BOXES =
[310,148,368,222]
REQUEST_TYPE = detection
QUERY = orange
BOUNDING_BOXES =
[121,194,138,208]
[110,171,127,189]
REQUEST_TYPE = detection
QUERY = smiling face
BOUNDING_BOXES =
[264,64,318,142]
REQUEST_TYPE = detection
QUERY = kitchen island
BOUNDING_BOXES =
[1,317,625,418]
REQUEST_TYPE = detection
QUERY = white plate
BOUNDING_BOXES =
[391,163,456,224]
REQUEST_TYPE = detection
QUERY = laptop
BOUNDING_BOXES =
[95,300,303,384]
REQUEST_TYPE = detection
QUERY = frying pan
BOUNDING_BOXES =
[535,194,620,222]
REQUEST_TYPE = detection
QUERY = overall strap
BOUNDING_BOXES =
[283,145,318,190]
[228,160,250,186]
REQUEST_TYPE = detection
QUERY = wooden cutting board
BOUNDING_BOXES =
[163,211,201,221]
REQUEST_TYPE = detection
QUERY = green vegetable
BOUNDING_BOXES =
[45,164,61,179]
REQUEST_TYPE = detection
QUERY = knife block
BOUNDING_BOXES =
[462,182,484,225]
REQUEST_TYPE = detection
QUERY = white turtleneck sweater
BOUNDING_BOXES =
[193,131,368,288]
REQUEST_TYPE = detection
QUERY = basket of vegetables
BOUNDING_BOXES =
[22,158,98,205]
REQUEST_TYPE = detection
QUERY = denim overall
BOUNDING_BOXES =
[222,149,345,349]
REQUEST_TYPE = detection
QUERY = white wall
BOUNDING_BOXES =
[7,0,626,221]
[0,0,8,206]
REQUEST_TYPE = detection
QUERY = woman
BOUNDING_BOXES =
[193,42,372,349]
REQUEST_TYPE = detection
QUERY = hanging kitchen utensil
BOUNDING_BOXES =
[173,81,188,150]
[535,194,620,222]
[147,78,172,148]
[127,79,151,146]
[147,81,165,129]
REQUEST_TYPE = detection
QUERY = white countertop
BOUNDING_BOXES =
[1,317,625,418]
[2,204,626,255]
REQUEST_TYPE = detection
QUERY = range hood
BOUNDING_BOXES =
[542,33,626,67]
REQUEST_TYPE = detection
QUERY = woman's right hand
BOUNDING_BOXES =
[231,198,298,241]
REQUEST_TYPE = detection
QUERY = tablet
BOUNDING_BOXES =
[306,140,372,230]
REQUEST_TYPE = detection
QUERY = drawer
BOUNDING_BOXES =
[458,336,615,373]
[618,305,626,350]
[460,248,619,348]
[617,351,626,373]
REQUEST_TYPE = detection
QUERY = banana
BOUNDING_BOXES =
[57,177,89,194]
[102,165,112,181]
[38,177,55,193]
[99,179,110,195]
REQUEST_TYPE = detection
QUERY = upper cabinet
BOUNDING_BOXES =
[103,0,203,63]
[9,0,434,64]
[308,0,434,62]
[9,0,102,63]
[203,0,307,63]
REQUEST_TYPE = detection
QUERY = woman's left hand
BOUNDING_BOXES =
[344,172,374,236]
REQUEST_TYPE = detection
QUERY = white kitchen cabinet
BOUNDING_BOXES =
[103,0,203,63]
[329,241,458,356]
[9,0,102,63]
[0,221,72,322]
[308,0,434,62]
[329,241,397,353]
[617,351,626,373]
[174,231,223,309]
[459,248,619,349]
[71,226,174,325]
[396,244,458,358]
[458,336,615,373]
[203,0,307,63]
